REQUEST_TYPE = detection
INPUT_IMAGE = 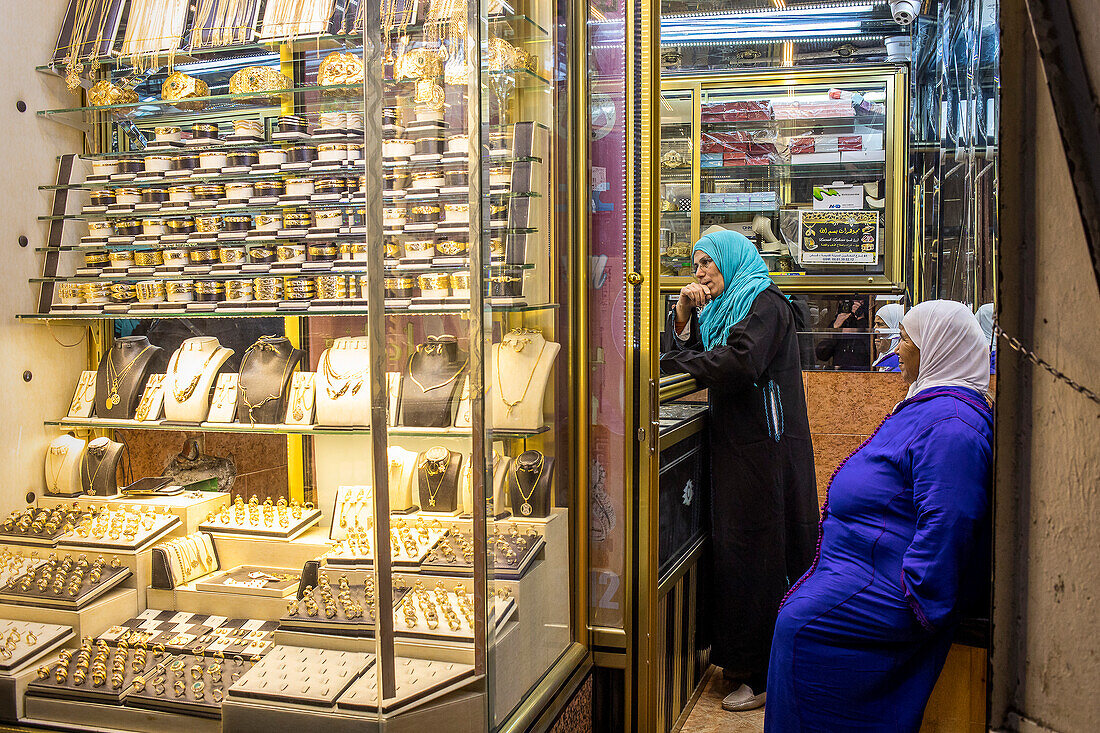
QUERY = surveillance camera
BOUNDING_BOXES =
[890,0,919,25]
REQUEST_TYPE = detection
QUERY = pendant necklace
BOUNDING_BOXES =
[239,338,295,425]
[496,340,547,416]
[105,345,153,410]
[321,349,366,400]
[511,452,544,516]
[421,450,450,507]
[47,445,69,491]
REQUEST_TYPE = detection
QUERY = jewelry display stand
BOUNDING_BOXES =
[0,558,131,611]
[0,621,73,673]
[195,566,300,599]
[80,437,126,497]
[422,527,544,580]
[415,448,464,514]
[134,374,167,422]
[235,336,302,425]
[386,373,402,427]
[58,510,181,552]
[93,336,164,421]
[0,506,88,547]
[335,657,476,715]
[279,579,407,637]
[198,497,321,540]
[227,646,374,705]
[44,435,87,498]
[489,330,559,431]
[398,337,468,428]
[453,377,472,428]
[97,612,278,659]
[505,451,555,518]
[205,374,239,424]
[394,585,515,645]
[66,372,96,418]
[27,643,172,705]
[37,491,231,536]
[314,337,370,427]
[126,652,258,719]
[162,338,234,424]
[150,532,220,589]
[325,524,447,569]
[283,372,317,425]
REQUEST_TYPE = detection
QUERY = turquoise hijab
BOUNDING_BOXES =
[694,231,777,350]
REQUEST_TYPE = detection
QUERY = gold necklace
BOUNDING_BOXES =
[88,443,115,493]
[105,345,153,409]
[321,349,366,399]
[170,346,223,403]
[47,445,69,491]
[239,339,295,425]
[496,340,547,416]
[510,453,544,516]
[62,0,96,90]
[407,352,468,393]
[292,378,313,420]
[420,452,450,508]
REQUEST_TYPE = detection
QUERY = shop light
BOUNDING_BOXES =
[661,1,886,46]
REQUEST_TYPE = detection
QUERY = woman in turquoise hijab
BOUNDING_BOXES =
[661,230,818,713]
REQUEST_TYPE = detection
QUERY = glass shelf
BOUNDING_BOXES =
[33,262,534,281]
[38,193,539,222]
[700,161,886,178]
[44,417,550,439]
[19,301,558,320]
[36,14,550,78]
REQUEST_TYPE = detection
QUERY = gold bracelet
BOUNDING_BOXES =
[161,72,209,111]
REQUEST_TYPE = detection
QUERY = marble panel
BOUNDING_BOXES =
[803,371,907,436]
[809,433,871,506]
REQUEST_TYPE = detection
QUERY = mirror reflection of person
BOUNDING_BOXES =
[765,300,993,732]
[872,303,904,371]
[660,231,818,712]
[814,298,871,370]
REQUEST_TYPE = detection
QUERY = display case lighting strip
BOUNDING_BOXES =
[662,2,879,20]
[663,34,885,48]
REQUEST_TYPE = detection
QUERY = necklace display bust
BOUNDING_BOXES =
[81,436,125,496]
[235,336,302,425]
[163,337,234,423]
[45,434,87,497]
[94,336,164,420]
[416,446,464,514]
[315,336,370,426]
[491,329,559,431]
[506,449,554,518]
[399,335,468,428]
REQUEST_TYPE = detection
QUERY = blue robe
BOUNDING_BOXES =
[764,386,993,732]
[873,351,900,372]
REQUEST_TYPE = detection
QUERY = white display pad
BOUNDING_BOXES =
[58,510,182,552]
[204,374,239,423]
[134,374,167,422]
[66,371,96,418]
[283,372,316,426]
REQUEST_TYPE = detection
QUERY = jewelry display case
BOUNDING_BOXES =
[660,66,908,294]
[9,0,586,727]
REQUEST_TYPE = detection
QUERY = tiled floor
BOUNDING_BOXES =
[679,667,765,733]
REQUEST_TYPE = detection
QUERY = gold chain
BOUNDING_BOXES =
[105,345,153,409]
[420,452,451,508]
[496,341,547,415]
[169,347,223,403]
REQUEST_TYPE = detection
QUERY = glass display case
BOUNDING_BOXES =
[5,0,584,729]
[660,66,907,293]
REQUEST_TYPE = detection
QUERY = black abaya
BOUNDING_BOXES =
[660,285,818,679]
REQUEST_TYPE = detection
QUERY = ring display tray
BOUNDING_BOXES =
[57,513,182,553]
[125,652,259,719]
[97,612,277,659]
[0,561,130,610]
[279,583,408,638]
[394,589,515,645]
[335,657,476,715]
[194,566,301,598]
[0,620,73,672]
[324,527,446,570]
[0,507,90,548]
[227,646,374,707]
[420,529,544,580]
[27,646,172,705]
[198,508,321,541]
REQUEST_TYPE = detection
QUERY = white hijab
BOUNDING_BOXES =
[975,303,996,353]
[901,300,990,400]
[872,303,905,366]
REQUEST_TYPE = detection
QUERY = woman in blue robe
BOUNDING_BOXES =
[765,300,993,732]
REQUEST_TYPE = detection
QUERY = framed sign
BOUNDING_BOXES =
[798,210,879,265]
